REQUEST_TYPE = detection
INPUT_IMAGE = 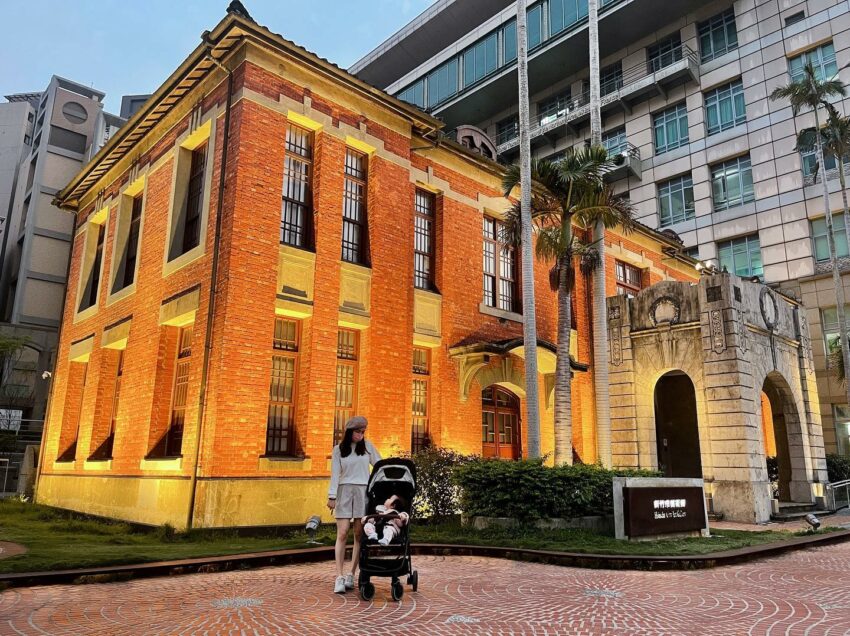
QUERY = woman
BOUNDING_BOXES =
[327,415,381,593]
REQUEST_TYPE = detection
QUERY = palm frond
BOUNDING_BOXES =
[770,62,847,116]
[828,337,847,385]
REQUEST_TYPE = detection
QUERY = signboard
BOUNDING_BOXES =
[623,486,706,538]
[613,477,709,540]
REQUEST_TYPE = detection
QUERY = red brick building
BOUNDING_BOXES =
[37,7,697,528]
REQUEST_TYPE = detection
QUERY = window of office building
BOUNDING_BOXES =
[483,217,518,313]
[463,32,499,88]
[281,123,313,249]
[342,148,369,265]
[717,234,763,278]
[811,214,850,262]
[648,33,683,73]
[398,80,425,109]
[602,127,628,156]
[600,62,623,96]
[658,175,695,227]
[266,318,300,456]
[549,0,588,36]
[538,91,570,126]
[832,405,850,455]
[790,42,837,83]
[503,20,518,63]
[704,80,746,135]
[528,3,544,48]
[496,116,519,145]
[711,155,754,211]
[698,7,738,62]
[427,59,458,108]
[653,102,689,154]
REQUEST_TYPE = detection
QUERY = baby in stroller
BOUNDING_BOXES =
[362,494,409,546]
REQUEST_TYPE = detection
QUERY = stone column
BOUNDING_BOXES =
[608,293,638,469]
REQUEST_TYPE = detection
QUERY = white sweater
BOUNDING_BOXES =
[328,440,381,498]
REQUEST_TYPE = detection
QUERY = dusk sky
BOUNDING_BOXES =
[0,0,436,113]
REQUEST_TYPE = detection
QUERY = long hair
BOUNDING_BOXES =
[339,427,367,458]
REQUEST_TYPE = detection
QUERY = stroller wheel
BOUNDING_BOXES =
[407,570,419,592]
[360,582,375,601]
[391,579,404,601]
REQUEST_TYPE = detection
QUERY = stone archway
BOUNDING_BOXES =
[654,371,702,478]
[760,371,813,504]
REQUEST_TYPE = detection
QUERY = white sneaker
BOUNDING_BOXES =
[378,537,391,546]
[366,533,378,541]
[344,573,354,589]
[334,575,346,593]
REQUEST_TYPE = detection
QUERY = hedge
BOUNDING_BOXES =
[826,454,850,482]
[453,458,658,520]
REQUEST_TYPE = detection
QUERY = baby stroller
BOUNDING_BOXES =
[358,458,418,601]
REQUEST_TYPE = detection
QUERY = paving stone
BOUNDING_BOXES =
[2,542,850,635]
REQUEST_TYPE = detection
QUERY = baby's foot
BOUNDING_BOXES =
[366,533,378,541]
[378,537,391,546]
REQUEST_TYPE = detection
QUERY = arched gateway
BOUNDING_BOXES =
[607,274,828,523]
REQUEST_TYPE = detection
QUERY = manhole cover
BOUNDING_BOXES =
[445,615,481,624]
[584,589,622,598]
[210,598,264,609]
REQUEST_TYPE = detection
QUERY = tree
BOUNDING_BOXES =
[587,0,612,467]
[514,0,542,458]
[771,63,849,410]
[0,334,33,431]
[502,149,634,464]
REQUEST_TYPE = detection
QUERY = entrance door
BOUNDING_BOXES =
[654,372,702,478]
[482,386,521,459]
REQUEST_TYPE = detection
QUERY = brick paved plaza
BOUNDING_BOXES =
[2,542,850,635]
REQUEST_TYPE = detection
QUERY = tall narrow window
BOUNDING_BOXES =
[704,80,746,135]
[79,223,105,312]
[334,329,359,445]
[600,62,623,96]
[463,32,498,88]
[711,156,754,211]
[266,318,299,456]
[117,195,143,291]
[182,143,207,254]
[658,174,695,227]
[281,124,313,249]
[698,8,738,62]
[57,362,88,462]
[426,59,459,109]
[412,348,430,453]
[414,190,436,290]
[527,4,543,48]
[602,127,628,156]
[94,351,123,460]
[502,20,517,63]
[811,214,850,262]
[653,103,689,154]
[616,261,643,296]
[496,116,519,145]
[538,91,570,126]
[483,217,519,313]
[342,149,368,265]
[165,328,192,457]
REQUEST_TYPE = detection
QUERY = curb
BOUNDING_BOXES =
[2,529,849,589]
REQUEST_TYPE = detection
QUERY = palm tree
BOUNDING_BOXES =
[515,0,543,458]
[502,148,634,465]
[587,0,612,467]
[771,63,850,410]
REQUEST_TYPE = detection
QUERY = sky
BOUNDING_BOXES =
[0,0,436,113]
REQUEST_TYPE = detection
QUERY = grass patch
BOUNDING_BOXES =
[0,500,837,574]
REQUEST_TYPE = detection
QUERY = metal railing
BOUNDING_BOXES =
[497,44,699,155]
[825,479,850,511]
[0,422,43,495]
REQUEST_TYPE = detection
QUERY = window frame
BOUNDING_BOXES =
[281,123,314,250]
[411,347,431,453]
[496,116,519,145]
[698,7,738,63]
[77,215,107,315]
[657,174,696,227]
[789,42,838,83]
[717,234,763,278]
[615,260,643,296]
[342,148,370,265]
[711,155,755,211]
[266,318,301,457]
[648,33,683,73]
[414,189,436,291]
[482,216,520,313]
[538,91,571,126]
[704,80,746,136]
[653,102,689,154]
[810,214,850,263]
[463,31,499,88]
[333,329,360,445]
[163,327,192,458]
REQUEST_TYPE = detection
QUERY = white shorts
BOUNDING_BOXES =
[334,484,367,519]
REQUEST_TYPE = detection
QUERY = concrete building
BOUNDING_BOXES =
[0,93,38,258]
[353,0,850,458]
[36,5,696,528]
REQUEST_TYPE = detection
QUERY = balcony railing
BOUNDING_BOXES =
[497,44,699,156]
[602,142,642,181]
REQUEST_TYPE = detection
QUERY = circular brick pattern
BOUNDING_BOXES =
[3,542,850,634]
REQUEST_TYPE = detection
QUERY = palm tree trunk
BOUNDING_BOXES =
[516,0,542,458]
[554,255,573,465]
[817,110,850,422]
[588,0,612,467]
[835,158,850,409]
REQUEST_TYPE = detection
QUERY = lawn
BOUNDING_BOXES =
[0,499,825,575]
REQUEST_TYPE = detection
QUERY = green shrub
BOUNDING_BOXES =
[156,523,177,542]
[826,454,850,482]
[453,458,658,520]
[404,446,475,519]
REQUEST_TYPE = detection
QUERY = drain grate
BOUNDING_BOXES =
[211,598,264,609]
